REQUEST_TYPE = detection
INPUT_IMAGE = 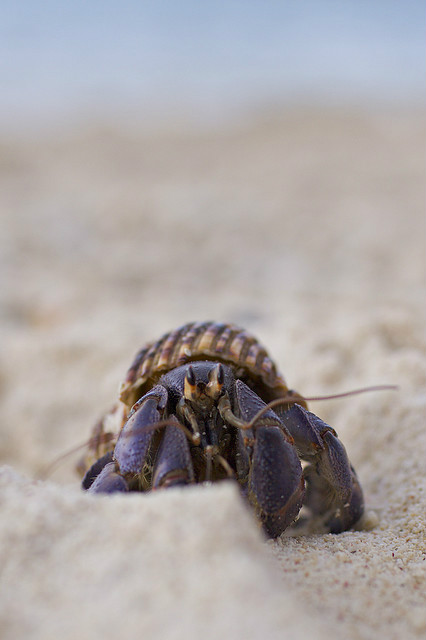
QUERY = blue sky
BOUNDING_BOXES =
[1,1,424,126]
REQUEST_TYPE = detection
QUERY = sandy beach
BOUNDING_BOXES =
[0,107,425,640]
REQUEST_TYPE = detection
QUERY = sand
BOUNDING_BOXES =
[0,107,425,640]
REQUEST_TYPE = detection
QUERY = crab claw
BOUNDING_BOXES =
[114,385,167,474]
[235,380,305,537]
[249,425,305,537]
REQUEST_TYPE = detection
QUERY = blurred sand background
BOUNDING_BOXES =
[0,3,425,640]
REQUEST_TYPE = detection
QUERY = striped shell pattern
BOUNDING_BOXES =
[119,321,289,409]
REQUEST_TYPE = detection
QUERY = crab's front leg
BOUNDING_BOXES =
[222,380,305,538]
[279,404,364,533]
[85,385,194,493]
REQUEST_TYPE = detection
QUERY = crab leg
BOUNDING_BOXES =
[152,418,195,488]
[82,451,114,490]
[279,404,364,533]
[88,460,129,493]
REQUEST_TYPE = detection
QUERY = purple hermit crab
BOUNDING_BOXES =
[79,322,364,538]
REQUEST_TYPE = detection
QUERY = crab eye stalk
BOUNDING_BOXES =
[207,363,224,399]
[184,365,198,401]
[216,363,224,385]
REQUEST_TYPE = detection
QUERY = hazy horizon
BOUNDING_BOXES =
[2,1,424,131]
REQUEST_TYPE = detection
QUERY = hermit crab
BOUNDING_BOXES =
[76,321,370,538]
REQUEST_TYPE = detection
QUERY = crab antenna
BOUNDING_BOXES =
[121,417,199,444]
[216,453,235,478]
[37,431,117,480]
[39,417,198,481]
[247,384,398,430]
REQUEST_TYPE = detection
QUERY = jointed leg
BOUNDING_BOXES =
[279,404,364,533]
